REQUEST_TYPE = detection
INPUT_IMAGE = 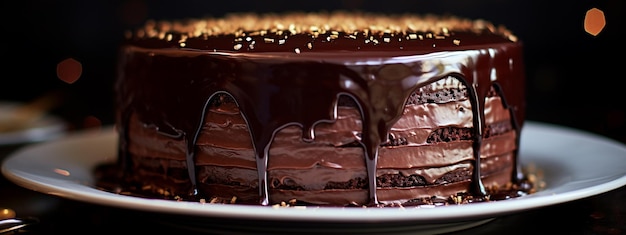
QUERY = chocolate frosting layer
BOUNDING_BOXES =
[115,12,526,206]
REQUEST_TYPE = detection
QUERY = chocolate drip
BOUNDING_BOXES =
[492,82,525,183]
[116,34,525,206]
[466,78,487,196]
[222,62,377,205]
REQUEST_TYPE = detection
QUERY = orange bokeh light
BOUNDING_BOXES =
[83,115,103,129]
[584,8,606,36]
[0,208,16,220]
[56,58,82,84]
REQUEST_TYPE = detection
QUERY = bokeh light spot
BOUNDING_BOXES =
[53,168,71,176]
[0,208,16,219]
[83,115,103,129]
[584,8,606,36]
[56,58,82,84]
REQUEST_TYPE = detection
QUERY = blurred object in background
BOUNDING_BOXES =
[0,91,67,146]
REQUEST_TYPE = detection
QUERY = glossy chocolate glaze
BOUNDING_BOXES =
[114,12,526,206]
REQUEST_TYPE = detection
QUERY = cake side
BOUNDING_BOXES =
[107,12,529,207]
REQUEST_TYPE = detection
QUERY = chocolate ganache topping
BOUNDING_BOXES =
[115,11,526,206]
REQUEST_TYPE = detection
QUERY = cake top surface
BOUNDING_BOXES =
[124,11,519,53]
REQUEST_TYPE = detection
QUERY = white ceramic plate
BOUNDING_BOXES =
[0,102,67,145]
[2,121,626,234]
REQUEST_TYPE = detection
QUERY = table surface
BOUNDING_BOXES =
[1,134,625,235]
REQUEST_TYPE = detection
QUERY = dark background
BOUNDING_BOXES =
[1,0,625,144]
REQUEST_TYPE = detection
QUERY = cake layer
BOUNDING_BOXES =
[125,152,513,206]
[127,91,513,164]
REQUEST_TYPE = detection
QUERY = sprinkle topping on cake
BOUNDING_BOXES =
[126,11,517,52]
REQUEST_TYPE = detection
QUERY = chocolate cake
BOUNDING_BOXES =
[106,11,532,207]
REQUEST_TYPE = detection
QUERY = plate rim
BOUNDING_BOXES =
[2,121,626,223]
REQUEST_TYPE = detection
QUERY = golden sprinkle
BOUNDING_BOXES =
[178,34,188,47]
[234,44,243,50]
[307,42,313,49]
[453,39,461,45]
[178,34,188,43]
[131,11,514,40]
[527,174,537,182]
[289,198,297,205]
[209,197,219,203]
